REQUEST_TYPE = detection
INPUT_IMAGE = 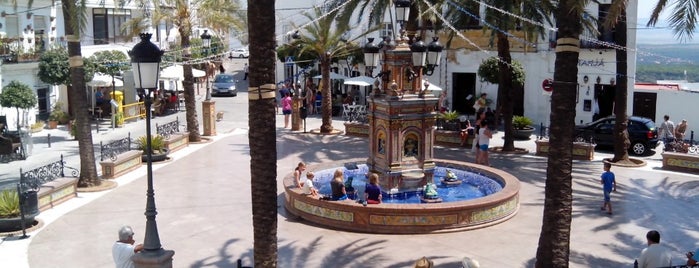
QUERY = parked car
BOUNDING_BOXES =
[231,48,249,58]
[211,74,237,97]
[574,116,659,155]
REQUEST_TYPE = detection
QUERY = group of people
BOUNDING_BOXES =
[293,162,383,204]
[456,93,494,167]
[659,114,689,148]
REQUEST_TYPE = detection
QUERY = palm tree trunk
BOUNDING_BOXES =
[320,56,333,133]
[497,32,515,151]
[248,0,278,267]
[179,31,202,142]
[613,9,631,161]
[535,1,581,266]
[63,2,99,187]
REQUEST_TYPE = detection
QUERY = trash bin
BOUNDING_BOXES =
[300,107,308,120]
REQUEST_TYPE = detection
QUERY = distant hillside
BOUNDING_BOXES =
[636,44,699,83]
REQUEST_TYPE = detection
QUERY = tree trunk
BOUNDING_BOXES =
[497,32,515,151]
[320,56,333,133]
[248,0,278,267]
[179,30,202,142]
[63,2,99,187]
[613,8,631,162]
[535,1,581,266]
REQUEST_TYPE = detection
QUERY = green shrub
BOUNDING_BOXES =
[0,189,20,218]
[513,115,534,129]
[439,111,460,122]
[136,135,166,153]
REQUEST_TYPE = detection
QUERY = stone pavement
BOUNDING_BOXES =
[2,91,699,267]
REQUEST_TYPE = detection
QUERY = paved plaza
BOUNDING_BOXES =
[1,60,699,267]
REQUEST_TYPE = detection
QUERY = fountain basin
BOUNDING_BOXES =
[283,158,520,234]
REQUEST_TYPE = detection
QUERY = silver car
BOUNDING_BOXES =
[211,74,237,97]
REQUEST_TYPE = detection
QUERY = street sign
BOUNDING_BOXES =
[285,56,294,66]
[542,78,553,92]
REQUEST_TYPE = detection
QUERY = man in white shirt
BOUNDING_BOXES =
[113,226,144,268]
[659,115,675,143]
[637,230,673,268]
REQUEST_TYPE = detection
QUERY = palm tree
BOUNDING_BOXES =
[611,6,632,162]
[534,0,584,266]
[648,0,699,42]
[248,0,278,266]
[60,1,101,187]
[127,0,244,142]
[293,7,356,133]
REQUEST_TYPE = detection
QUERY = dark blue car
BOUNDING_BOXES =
[574,116,659,155]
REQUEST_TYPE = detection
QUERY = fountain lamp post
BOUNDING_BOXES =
[129,33,175,268]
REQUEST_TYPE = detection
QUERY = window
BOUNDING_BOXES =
[380,23,393,39]
[597,4,615,45]
[5,15,19,37]
[92,8,132,44]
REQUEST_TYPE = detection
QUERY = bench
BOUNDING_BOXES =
[99,133,142,179]
[662,151,699,174]
[157,117,189,153]
[20,154,80,211]
[0,135,22,161]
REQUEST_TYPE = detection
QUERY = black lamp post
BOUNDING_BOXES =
[363,38,380,77]
[201,30,212,100]
[129,33,173,265]
[425,37,443,75]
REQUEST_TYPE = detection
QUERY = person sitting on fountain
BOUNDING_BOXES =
[423,183,439,199]
[302,172,319,198]
[345,176,356,198]
[364,173,383,204]
[330,169,348,201]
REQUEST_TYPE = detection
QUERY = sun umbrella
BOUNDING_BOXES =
[160,64,206,80]
[343,76,376,86]
[87,73,124,87]
[312,72,348,80]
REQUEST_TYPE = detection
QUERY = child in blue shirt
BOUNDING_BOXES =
[600,163,616,215]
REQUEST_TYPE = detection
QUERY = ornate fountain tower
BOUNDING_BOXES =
[365,36,440,192]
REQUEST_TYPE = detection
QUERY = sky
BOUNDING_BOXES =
[635,0,699,44]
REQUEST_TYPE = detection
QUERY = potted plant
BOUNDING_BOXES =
[47,103,66,129]
[0,188,39,232]
[135,135,169,162]
[114,111,124,127]
[68,120,77,139]
[512,115,535,140]
[438,111,460,131]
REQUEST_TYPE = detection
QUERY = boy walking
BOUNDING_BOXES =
[600,163,616,215]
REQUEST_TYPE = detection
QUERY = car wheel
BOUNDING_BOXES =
[239,54,244,58]
[630,141,647,155]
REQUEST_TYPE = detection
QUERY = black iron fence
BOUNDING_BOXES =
[100,133,132,161]
[156,117,181,138]
[19,154,79,192]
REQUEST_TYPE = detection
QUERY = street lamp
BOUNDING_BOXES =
[201,30,213,100]
[129,33,174,267]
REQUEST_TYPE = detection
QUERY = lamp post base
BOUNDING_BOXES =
[202,100,217,136]
[132,249,175,268]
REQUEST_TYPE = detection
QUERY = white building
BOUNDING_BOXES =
[273,0,640,128]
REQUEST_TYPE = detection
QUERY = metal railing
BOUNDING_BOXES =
[19,154,79,192]
[156,117,181,138]
[99,133,132,161]
[664,131,699,154]
[123,102,146,121]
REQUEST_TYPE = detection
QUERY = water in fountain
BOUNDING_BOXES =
[312,164,503,204]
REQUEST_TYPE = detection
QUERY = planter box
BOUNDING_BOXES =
[535,140,594,160]
[164,132,189,153]
[513,127,535,140]
[100,150,143,179]
[344,122,369,137]
[662,152,699,174]
[37,177,78,211]
[434,130,474,148]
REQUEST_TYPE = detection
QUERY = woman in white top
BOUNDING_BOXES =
[477,119,493,166]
